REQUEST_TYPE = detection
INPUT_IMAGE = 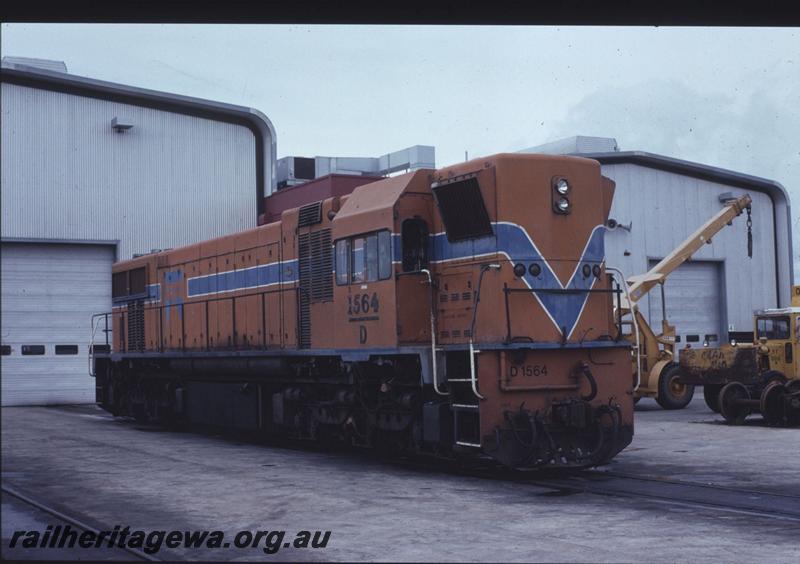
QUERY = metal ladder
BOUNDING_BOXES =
[444,347,484,449]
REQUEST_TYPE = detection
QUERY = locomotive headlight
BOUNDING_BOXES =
[551,176,573,215]
[513,263,526,277]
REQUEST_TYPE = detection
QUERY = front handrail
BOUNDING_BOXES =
[606,266,641,391]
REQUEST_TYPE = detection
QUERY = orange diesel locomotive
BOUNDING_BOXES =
[93,153,634,469]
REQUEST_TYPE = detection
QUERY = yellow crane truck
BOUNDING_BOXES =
[614,194,753,409]
[679,285,800,426]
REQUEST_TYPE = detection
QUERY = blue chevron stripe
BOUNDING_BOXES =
[393,222,605,337]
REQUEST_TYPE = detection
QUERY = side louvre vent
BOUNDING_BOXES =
[309,229,333,302]
[298,202,323,227]
[297,228,333,348]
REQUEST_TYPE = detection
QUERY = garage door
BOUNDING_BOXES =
[1,243,113,406]
[647,260,722,355]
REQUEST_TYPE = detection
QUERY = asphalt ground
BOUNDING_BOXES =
[2,392,799,562]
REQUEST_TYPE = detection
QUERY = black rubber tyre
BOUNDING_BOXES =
[703,385,722,413]
[655,364,695,410]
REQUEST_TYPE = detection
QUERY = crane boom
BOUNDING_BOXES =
[625,194,752,305]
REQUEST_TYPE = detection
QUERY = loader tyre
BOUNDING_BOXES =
[656,364,695,410]
[703,385,722,413]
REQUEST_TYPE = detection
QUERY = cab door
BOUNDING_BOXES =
[396,218,433,344]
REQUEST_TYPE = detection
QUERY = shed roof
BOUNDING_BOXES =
[1,60,277,213]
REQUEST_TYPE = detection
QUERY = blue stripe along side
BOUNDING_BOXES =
[186,259,299,298]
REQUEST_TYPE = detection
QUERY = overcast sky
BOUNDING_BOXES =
[2,24,798,280]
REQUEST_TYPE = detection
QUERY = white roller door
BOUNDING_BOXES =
[1,243,113,406]
[647,260,723,354]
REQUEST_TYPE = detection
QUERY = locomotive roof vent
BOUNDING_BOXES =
[431,174,493,242]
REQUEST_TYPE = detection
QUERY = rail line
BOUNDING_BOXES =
[1,483,160,562]
[381,455,800,522]
[526,470,800,522]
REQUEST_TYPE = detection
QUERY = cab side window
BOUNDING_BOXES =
[402,218,429,272]
[335,230,392,285]
[351,236,367,283]
[335,239,350,285]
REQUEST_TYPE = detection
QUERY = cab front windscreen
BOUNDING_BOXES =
[756,316,790,340]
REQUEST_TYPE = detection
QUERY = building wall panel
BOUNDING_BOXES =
[1,82,257,260]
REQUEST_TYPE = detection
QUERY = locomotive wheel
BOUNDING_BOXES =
[761,370,787,388]
[760,381,787,426]
[785,380,800,427]
[703,385,722,413]
[655,365,694,410]
[718,382,751,425]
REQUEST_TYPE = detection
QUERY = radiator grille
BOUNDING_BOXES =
[299,229,333,303]
[297,228,333,348]
[298,202,323,227]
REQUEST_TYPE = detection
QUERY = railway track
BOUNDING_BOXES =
[384,455,800,522]
[528,470,800,522]
[2,483,159,562]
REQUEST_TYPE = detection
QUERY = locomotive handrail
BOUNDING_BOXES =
[467,263,502,401]
[502,285,625,344]
[88,312,112,377]
[605,266,641,391]
[396,269,446,396]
